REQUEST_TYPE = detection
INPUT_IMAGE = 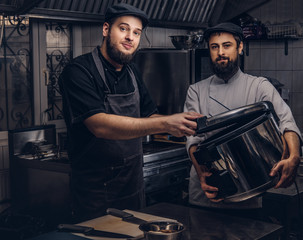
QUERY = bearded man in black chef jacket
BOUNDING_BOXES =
[59,3,201,222]
[184,22,301,219]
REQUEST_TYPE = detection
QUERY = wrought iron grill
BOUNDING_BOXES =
[0,16,32,130]
[44,22,72,121]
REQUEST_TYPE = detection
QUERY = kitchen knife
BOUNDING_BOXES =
[57,223,135,239]
[106,208,147,225]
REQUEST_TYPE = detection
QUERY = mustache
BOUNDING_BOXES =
[122,41,133,46]
[216,56,229,61]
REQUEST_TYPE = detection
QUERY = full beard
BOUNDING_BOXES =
[211,55,239,81]
[106,34,137,65]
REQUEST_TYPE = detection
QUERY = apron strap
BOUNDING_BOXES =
[92,47,139,95]
[92,47,110,93]
[126,65,139,94]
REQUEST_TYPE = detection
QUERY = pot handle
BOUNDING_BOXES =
[195,101,275,134]
[193,144,221,166]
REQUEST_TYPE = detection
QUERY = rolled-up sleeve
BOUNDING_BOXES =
[257,79,302,141]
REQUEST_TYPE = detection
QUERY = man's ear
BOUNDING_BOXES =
[103,22,110,37]
[238,41,244,54]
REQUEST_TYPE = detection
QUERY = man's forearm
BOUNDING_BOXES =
[84,113,168,139]
[189,145,204,179]
[283,130,301,163]
[84,112,200,140]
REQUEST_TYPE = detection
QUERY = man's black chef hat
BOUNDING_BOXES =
[105,3,149,29]
[203,22,244,42]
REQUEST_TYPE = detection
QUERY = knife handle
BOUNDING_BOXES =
[57,224,93,234]
[106,208,133,219]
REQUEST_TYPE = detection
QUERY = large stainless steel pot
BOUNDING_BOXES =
[194,101,284,202]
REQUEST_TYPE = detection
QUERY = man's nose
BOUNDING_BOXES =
[218,46,224,56]
[125,32,134,41]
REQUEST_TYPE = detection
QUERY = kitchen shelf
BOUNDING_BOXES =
[244,37,301,56]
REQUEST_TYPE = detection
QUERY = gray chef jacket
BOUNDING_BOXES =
[184,69,301,209]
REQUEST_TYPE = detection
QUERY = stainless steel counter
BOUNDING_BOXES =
[143,141,187,164]
[142,141,190,205]
[29,202,284,240]
[141,202,284,240]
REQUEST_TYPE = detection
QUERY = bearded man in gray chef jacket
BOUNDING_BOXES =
[184,22,301,215]
[59,3,201,222]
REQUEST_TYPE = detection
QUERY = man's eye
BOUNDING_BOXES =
[120,27,126,31]
[134,31,141,36]
[211,46,218,49]
[224,44,231,48]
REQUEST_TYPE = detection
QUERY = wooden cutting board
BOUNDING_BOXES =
[73,210,175,240]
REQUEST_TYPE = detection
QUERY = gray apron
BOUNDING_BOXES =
[71,47,145,221]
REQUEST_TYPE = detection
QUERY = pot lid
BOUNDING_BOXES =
[195,101,276,135]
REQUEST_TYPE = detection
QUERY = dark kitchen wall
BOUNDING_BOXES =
[244,0,303,133]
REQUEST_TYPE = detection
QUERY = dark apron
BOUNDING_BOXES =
[71,47,145,221]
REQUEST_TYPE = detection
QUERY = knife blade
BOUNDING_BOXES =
[57,223,135,239]
[106,208,147,225]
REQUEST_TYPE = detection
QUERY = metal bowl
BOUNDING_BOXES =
[169,35,203,49]
[139,220,184,240]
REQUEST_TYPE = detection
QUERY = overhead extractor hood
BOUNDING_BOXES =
[0,0,270,29]
[0,0,45,15]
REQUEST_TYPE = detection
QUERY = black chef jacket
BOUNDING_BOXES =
[59,47,157,165]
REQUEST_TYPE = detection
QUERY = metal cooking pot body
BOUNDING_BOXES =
[139,221,184,240]
[194,102,284,202]
[214,114,283,202]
